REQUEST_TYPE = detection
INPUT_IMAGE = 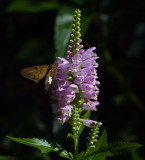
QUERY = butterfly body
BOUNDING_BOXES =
[20,63,58,91]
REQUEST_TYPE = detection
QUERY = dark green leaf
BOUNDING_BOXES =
[67,133,74,140]
[69,152,74,159]
[7,136,71,159]
[131,150,144,160]
[95,129,107,149]
[54,7,74,58]
[78,129,107,160]
[78,151,107,160]
[78,151,86,160]
[6,0,58,13]
[91,154,106,160]
[81,15,92,36]
[67,133,73,137]
[83,142,142,159]
[77,110,91,136]
[83,154,106,160]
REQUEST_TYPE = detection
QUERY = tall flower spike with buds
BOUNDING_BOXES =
[52,9,102,135]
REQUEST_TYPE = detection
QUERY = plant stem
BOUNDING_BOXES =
[74,136,78,160]
[71,105,80,159]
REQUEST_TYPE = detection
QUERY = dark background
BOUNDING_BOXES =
[0,0,145,160]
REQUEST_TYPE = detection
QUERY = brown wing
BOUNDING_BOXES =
[45,63,58,91]
[20,65,49,83]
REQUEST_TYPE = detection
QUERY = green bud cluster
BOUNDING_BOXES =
[70,9,81,56]
[86,123,100,151]
[71,105,81,135]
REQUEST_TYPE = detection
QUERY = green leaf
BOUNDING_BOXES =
[69,152,74,159]
[79,130,142,160]
[54,7,74,58]
[77,110,91,136]
[82,154,106,160]
[95,129,107,149]
[83,142,142,160]
[6,0,58,13]
[91,154,106,160]
[78,129,107,160]
[131,150,144,160]
[81,15,92,36]
[67,133,74,139]
[7,136,71,159]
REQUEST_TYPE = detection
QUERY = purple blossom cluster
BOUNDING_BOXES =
[52,45,100,125]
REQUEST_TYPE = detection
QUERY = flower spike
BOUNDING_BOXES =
[51,9,101,137]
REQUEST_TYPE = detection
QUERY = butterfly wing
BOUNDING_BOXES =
[20,65,49,83]
[45,63,58,91]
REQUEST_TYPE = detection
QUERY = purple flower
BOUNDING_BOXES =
[83,100,99,111]
[66,84,79,94]
[83,119,102,128]
[81,91,98,100]
[52,47,100,124]
[53,105,73,124]
[70,63,81,72]
[74,71,87,84]
[67,50,72,54]
[84,75,98,85]
[72,54,82,63]
[56,57,70,71]
[65,94,76,104]
[82,66,97,75]
[79,83,94,92]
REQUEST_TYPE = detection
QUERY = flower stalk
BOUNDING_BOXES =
[51,9,102,159]
[70,105,80,159]
[74,136,78,160]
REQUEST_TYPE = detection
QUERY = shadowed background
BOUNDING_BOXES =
[0,0,145,160]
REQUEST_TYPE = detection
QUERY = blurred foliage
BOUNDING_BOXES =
[6,1,58,13]
[0,0,145,160]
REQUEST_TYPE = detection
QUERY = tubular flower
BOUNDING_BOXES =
[83,119,102,128]
[51,9,100,126]
[52,47,100,124]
